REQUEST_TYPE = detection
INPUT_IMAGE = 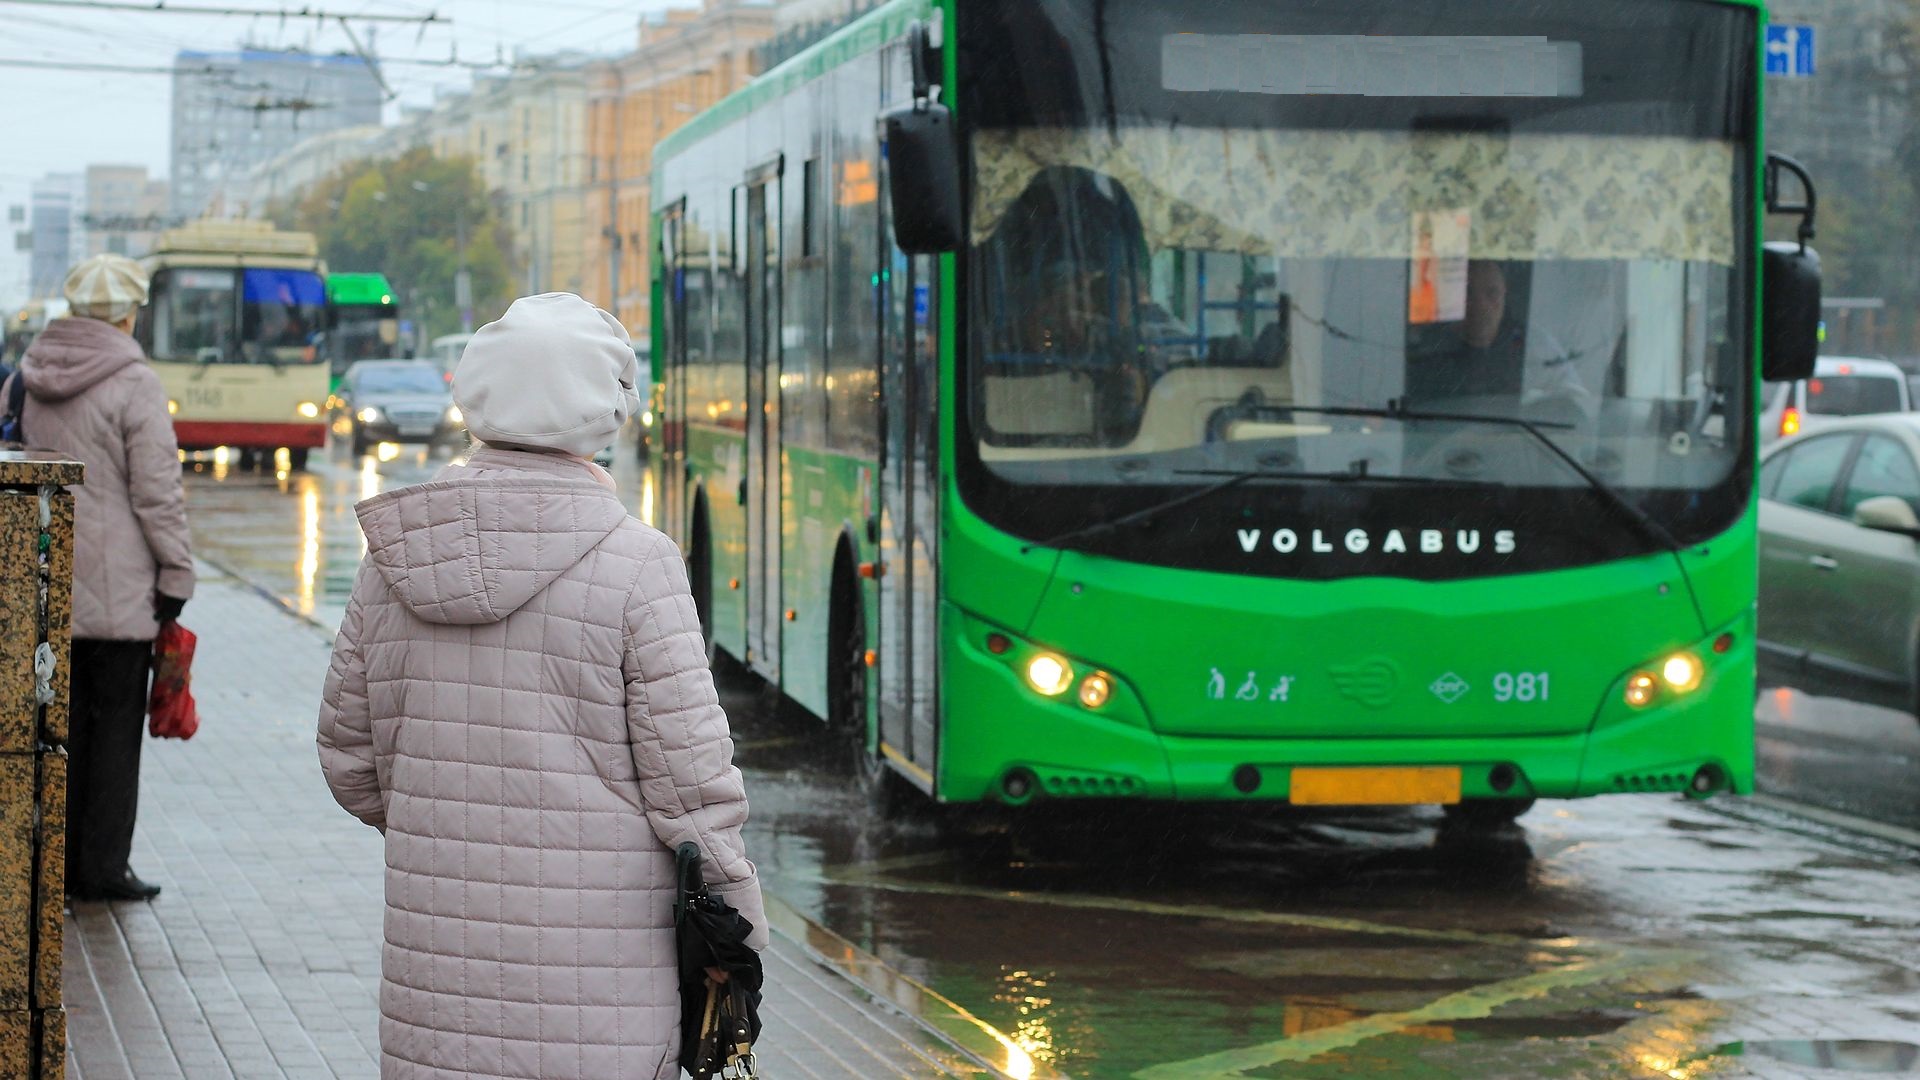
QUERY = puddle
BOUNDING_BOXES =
[1445,1011,1634,1040]
[1714,1040,1920,1072]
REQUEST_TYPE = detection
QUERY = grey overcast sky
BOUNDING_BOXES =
[1,0,686,302]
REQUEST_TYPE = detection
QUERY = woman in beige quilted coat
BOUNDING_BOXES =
[15,254,193,903]
[317,293,766,1080]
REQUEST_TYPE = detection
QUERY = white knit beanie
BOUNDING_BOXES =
[452,293,641,456]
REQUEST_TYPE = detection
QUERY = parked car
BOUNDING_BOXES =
[1757,413,1920,718]
[333,359,464,456]
[1761,356,1911,444]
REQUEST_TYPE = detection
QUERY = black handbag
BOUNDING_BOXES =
[675,843,764,1078]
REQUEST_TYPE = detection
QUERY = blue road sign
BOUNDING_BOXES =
[1766,25,1816,78]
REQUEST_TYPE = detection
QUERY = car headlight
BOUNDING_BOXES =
[357,407,382,423]
[446,404,463,424]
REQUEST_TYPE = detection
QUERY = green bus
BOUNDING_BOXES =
[650,0,1822,816]
[326,272,402,385]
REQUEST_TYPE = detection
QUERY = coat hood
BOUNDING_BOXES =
[356,449,631,625]
[19,316,147,402]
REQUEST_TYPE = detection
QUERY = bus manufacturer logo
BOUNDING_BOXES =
[1235,528,1517,557]
[1330,658,1399,709]
[1429,672,1471,704]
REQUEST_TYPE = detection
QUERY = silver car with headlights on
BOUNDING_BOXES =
[333,360,466,457]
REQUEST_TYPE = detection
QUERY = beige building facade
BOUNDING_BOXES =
[82,165,169,258]
[585,0,776,332]
[223,0,798,334]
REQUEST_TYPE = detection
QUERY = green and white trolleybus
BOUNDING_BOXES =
[649,0,1822,815]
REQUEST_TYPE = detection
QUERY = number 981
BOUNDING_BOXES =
[1493,672,1547,702]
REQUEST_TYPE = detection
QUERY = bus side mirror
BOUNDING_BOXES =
[883,103,962,254]
[1763,152,1820,383]
[1762,241,1820,383]
[882,18,960,255]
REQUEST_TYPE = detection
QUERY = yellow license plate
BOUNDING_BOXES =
[1289,766,1462,806]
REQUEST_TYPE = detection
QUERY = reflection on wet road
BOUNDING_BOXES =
[184,440,655,630]
[730,692,1920,1078]
[1757,689,1920,833]
[182,452,1920,1078]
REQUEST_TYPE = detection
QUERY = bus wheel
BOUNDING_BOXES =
[1441,798,1535,829]
[288,448,310,472]
[829,557,904,811]
[828,569,870,773]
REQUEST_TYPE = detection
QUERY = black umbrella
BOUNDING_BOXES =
[676,842,765,1079]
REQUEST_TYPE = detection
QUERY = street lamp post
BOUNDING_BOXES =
[410,179,470,333]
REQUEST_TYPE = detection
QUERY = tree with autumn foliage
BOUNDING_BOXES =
[273,148,518,343]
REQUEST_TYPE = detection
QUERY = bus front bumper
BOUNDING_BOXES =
[939,620,1756,806]
[175,421,326,450]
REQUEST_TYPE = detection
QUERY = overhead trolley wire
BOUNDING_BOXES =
[0,0,446,24]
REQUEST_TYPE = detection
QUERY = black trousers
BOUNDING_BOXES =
[66,639,152,891]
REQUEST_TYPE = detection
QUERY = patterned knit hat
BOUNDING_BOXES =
[63,254,150,322]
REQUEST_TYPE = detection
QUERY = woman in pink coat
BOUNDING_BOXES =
[16,254,193,902]
[317,293,766,1080]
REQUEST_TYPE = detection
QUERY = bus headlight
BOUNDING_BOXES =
[1624,673,1658,708]
[1078,673,1113,709]
[296,401,320,418]
[167,399,179,415]
[357,407,382,423]
[1623,651,1705,709]
[1661,652,1704,693]
[1025,654,1073,696]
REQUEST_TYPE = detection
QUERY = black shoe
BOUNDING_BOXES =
[73,869,161,902]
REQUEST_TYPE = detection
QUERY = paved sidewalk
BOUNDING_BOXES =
[62,563,975,1079]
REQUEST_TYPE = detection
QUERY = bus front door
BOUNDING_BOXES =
[658,203,685,544]
[743,165,783,680]
[876,94,941,792]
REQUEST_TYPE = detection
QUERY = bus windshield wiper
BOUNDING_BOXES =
[1017,466,1489,556]
[1276,402,1685,555]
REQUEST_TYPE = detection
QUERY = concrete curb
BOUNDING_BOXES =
[194,553,335,635]
[1745,793,1920,852]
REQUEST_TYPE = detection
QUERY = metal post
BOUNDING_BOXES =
[455,201,472,334]
[607,66,624,314]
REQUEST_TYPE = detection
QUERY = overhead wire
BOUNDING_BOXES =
[0,57,230,73]
[3,0,649,192]
[513,0,650,50]
[0,0,446,24]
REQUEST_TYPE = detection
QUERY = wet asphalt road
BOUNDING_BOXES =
[181,442,1920,1079]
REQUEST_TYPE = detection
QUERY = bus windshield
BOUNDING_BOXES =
[150,267,327,364]
[958,0,1755,564]
[241,269,326,364]
[331,303,401,373]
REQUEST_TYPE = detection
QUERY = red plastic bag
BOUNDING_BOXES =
[148,621,200,740]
